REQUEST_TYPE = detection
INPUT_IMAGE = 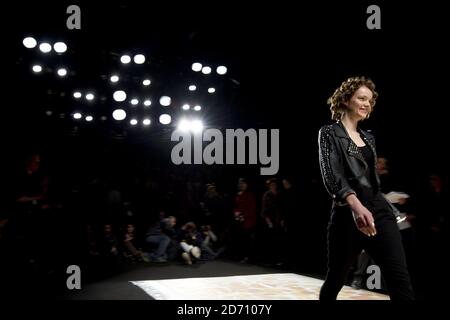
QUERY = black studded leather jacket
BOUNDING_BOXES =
[318,121,381,207]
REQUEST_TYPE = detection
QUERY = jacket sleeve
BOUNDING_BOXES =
[318,126,356,202]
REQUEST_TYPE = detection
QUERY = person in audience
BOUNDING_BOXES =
[123,223,150,263]
[178,222,202,265]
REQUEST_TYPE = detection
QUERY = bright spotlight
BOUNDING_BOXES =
[85,93,95,101]
[216,66,227,75]
[112,109,127,121]
[159,114,171,125]
[177,119,190,132]
[208,87,216,93]
[130,98,139,105]
[110,75,119,83]
[32,65,42,73]
[23,37,37,48]
[134,54,146,64]
[130,119,138,126]
[194,105,202,111]
[143,79,151,86]
[177,119,203,133]
[73,91,82,98]
[57,68,67,77]
[39,42,52,53]
[120,55,131,64]
[85,116,93,122]
[73,113,82,119]
[160,96,171,106]
[113,90,127,102]
[54,42,67,53]
[192,63,202,72]
[201,66,212,74]
[100,116,108,121]
[144,100,151,106]
[189,85,197,91]
[191,120,204,133]
[143,118,151,126]
[182,104,190,110]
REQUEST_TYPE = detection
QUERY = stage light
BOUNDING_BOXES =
[110,75,119,83]
[39,42,52,53]
[85,116,93,122]
[144,99,151,106]
[73,113,82,119]
[100,116,107,121]
[131,98,139,105]
[54,42,67,53]
[159,114,171,125]
[45,111,52,116]
[134,54,145,64]
[85,93,94,101]
[177,119,203,133]
[194,105,201,111]
[191,120,204,133]
[143,118,151,126]
[192,63,202,72]
[113,90,127,102]
[160,96,171,106]
[130,119,138,126]
[23,37,37,48]
[73,91,82,98]
[57,68,67,77]
[143,79,151,86]
[202,66,211,74]
[182,104,190,110]
[208,87,216,93]
[112,109,126,121]
[32,65,42,73]
[177,119,190,132]
[120,55,131,64]
[189,85,197,91]
[216,66,227,75]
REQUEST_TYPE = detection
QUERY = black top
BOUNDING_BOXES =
[359,145,378,197]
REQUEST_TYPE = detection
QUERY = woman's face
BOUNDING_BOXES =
[345,86,373,120]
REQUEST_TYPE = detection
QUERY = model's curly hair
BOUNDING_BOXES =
[327,76,378,121]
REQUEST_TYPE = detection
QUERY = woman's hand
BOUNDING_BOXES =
[346,194,377,237]
[351,205,377,236]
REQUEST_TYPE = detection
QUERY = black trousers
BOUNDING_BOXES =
[319,193,414,300]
